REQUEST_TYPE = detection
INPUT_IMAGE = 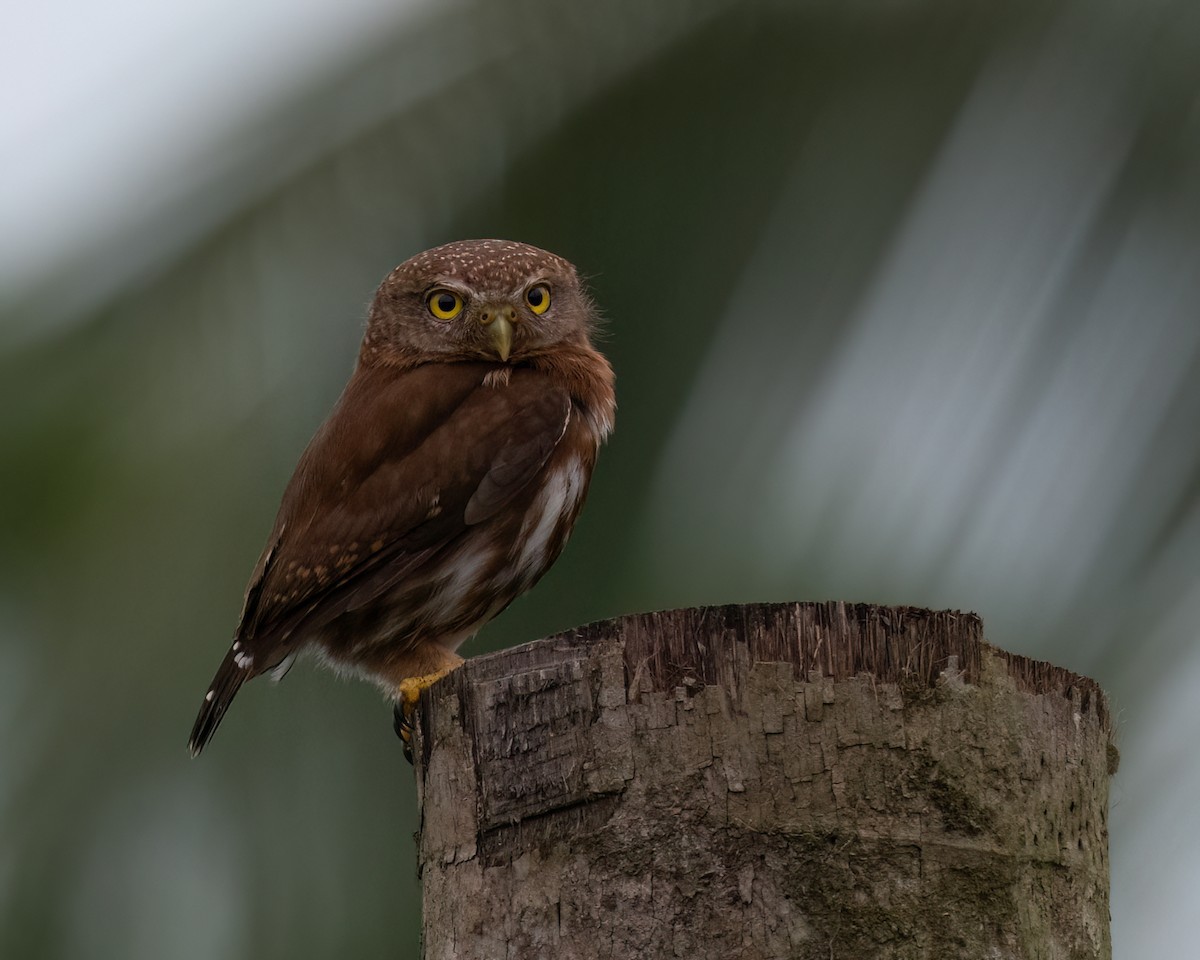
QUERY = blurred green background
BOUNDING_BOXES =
[4,0,1199,956]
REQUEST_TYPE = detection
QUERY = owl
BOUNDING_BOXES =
[188,239,616,756]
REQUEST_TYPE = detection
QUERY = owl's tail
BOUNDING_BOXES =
[188,649,248,757]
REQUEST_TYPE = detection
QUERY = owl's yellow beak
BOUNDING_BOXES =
[480,306,514,361]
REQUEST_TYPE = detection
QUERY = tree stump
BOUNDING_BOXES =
[413,602,1116,959]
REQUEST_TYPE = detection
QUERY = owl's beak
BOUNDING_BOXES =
[479,306,515,361]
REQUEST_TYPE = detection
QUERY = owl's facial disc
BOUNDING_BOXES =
[478,302,516,361]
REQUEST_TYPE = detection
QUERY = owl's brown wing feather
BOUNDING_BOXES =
[238,360,570,663]
[189,361,570,756]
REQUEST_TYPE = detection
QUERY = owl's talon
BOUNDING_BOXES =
[394,703,415,764]
[393,667,457,765]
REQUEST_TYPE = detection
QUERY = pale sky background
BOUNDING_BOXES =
[1,0,421,339]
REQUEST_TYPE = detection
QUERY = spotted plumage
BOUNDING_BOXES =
[188,240,615,756]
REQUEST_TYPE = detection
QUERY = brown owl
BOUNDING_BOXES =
[188,239,615,756]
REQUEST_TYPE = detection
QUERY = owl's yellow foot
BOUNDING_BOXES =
[393,667,458,764]
[398,667,456,712]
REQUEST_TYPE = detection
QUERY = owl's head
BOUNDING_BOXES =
[362,239,596,366]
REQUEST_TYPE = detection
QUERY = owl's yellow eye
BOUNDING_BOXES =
[526,284,551,315]
[427,289,463,320]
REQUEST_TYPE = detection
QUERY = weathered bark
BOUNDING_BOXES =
[414,602,1115,960]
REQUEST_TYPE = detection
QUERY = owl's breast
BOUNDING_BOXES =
[389,449,590,655]
[318,416,597,673]
[509,451,591,585]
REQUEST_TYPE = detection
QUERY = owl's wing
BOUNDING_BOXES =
[188,361,569,755]
[246,361,569,650]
